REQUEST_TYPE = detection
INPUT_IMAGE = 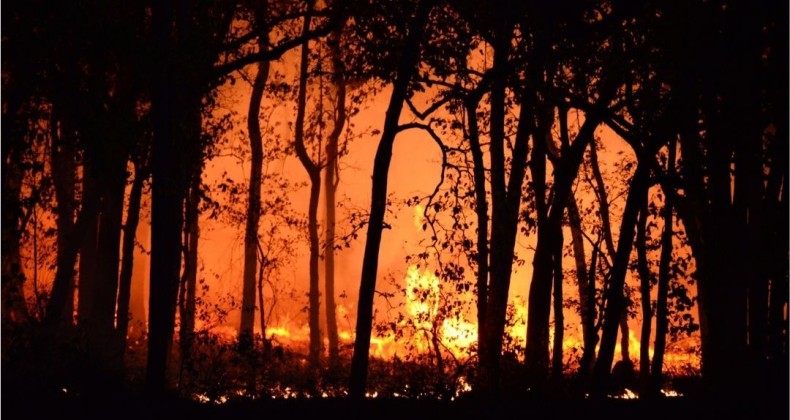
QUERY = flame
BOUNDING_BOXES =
[612,388,638,399]
[190,262,699,384]
[405,265,440,324]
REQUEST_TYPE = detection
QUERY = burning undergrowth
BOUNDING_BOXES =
[5,259,702,406]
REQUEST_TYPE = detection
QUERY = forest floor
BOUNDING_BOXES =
[4,385,787,420]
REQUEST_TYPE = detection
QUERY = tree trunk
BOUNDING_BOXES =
[130,207,149,338]
[349,0,433,398]
[551,227,564,380]
[50,112,77,325]
[479,30,535,392]
[257,243,267,341]
[526,114,603,383]
[591,164,650,396]
[478,21,511,390]
[465,99,489,371]
[589,143,616,258]
[117,161,147,353]
[77,171,99,326]
[179,171,200,357]
[146,1,196,392]
[44,194,100,328]
[567,194,597,378]
[240,52,270,344]
[650,140,676,394]
[290,3,322,368]
[636,196,651,384]
[84,139,129,385]
[324,32,346,366]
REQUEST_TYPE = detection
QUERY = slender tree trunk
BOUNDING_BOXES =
[77,171,99,326]
[349,0,433,398]
[50,113,77,325]
[117,162,147,352]
[130,207,149,337]
[579,235,602,380]
[636,196,651,384]
[591,164,650,396]
[479,20,510,391]
[589,143,616,258]
[88,144,129,383]
[479,32,535,392]
[567,194,597,377]
[240,52,270,343]
[324,32,346,366]
[179,171,200,356]
[650,140,676,394]
[526,114,604,383]
[44,196,100,328]
[551,228,564,380]
[290,3,322,368]
[306,175,321,367]
[146,1,196,392]
[257,241,268,342]
[465,99,489,368]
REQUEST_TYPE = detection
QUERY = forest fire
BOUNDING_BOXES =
[3,0,786,417]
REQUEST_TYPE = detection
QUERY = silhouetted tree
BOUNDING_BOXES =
[350,0,435,398]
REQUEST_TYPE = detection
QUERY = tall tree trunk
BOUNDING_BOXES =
[524,95,549,385]
[636,196,652,384]
[239,52,270,344]
[290,3,322,368]
[479,18,510,391]
[179,171,200,371]
[146,1,196,392]
[479,30,535,392]
[88,145,129,383]
[589,143,616,258]
[465,99,489,370]
[349,0,433,398]
[44,194,100,328]
[130,207,149,337]
[50,112,77,325]
[650,140,676,394]
[591,163,650,396]
[77,171,100,326]
[567,194,597,378]
[525,113,604,384]
[257,242,267,341]
[551,228,564,380]
[324,32,346,366]
[118,162,147,351]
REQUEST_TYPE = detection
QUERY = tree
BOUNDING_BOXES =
[323,30,347,367]
[350,0,435,398]
[649,138,676,394]
[291,1,324,369]
[239,37,270,346]
[117,152,151,353]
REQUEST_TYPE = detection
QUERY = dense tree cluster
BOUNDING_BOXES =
[2,0,786,409]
